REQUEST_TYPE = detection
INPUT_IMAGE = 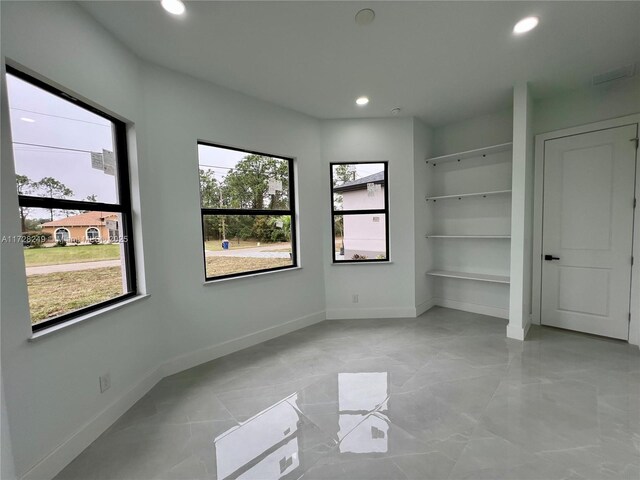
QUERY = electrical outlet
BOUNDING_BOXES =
[99,373,111,393]
[352,294,359,303]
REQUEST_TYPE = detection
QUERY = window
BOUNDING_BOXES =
[197,142,297,280]
[330,162,389,263]
[86,227,100,242]
[55,228,70,243]
[6,66,137,331]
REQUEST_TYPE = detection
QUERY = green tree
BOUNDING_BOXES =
[331,165,355,251]
[223,155,289,209]
[199,169,221,208]
[35,177,73,221]
[16,174,34,232]
[199,169,223,240]
[332,164,355,187]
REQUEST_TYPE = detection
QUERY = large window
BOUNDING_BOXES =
[5,66,137,331]
[331,162,389,263]
[197,142,297,280]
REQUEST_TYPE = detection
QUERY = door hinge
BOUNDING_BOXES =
[630,313,632,323]
[632,256,635,266]
[635,198,637,209]
[632,137,639,149]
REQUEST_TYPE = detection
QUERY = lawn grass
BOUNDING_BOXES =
[26,257,292,323]
[24,244,121,267]
[28,266,123,323]
[205,256,292,278]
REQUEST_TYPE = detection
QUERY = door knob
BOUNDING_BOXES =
[544,254,560,261]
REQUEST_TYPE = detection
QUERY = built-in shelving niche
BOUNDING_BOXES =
[425,142,512,297]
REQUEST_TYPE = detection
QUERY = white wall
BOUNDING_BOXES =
[0,2,326,479]
[322,118,417,319]
[508,82,534,340]
[140,62,326,364]
[432,109,513,156]
[534,76,640,134]
[413,118,434,315]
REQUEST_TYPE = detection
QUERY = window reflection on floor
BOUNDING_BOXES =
[213,372,390,479]
[214,394,301,479]
[338,372,389,454]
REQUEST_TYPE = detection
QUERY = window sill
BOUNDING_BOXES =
[331,261,394,266]
[203,266,302,285]
[28,294,151,342]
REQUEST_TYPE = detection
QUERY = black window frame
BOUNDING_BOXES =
[6,65,138,332]
[330,161,390,264]
[197,141,298,281]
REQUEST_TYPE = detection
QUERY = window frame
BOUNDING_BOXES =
[330,161,390,264]
[7,65,138,332]
[197,141,298,281]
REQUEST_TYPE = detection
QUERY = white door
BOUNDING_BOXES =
[541,124,637,339]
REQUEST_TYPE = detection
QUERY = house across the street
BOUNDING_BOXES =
[333,171,386,259]
[41,211,121,244]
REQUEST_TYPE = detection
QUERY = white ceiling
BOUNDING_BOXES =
[80,1,640,126]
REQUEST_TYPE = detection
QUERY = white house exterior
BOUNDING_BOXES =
[334,172,386,260]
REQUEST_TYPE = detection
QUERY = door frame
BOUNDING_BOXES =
[532,114,640,346]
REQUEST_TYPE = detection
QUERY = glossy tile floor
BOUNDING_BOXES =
[56,307,640,480]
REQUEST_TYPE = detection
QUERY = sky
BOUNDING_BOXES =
[197,144,248,182]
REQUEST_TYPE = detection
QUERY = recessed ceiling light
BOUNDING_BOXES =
[356,96,369,106]
[355,8,375,26]
[513,16,539,34]
[20,117,35,123]
[161,0,185,16]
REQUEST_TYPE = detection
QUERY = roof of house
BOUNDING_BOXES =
[42,211,116,228]
[333,171,385,193]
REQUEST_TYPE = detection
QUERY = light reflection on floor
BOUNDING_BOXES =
[214,372,390,479]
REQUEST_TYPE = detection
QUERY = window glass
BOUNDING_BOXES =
[332,163,386,211]
[333,214,387,261]
[198,143,297,280]
[331,162,389,263]
[198,144,290,210]
[8,74,120,204]
[203,214,293,278]
[6,68,136,331]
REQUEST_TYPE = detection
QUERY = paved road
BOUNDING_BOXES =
[26,259,121,276]
[26,244,292,275]
[205,243,291,259]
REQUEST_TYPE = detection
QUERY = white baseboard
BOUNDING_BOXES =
[161,310,326,377]
[507,321,531,341]
[432,298,509,320]
[415,298,435,317]
[325,306,416,320]
[20,310,326,480]
[21,365,164,480]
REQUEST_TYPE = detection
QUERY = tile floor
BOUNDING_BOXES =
[55,307,640,480]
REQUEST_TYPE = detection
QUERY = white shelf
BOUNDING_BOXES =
[425,189,512,202]
[426,270,510,284]
[426,142,512,166]
[426,235,511,239]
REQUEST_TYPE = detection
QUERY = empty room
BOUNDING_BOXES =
[1,1,639,479]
